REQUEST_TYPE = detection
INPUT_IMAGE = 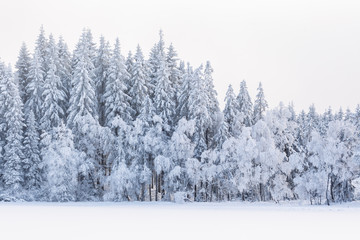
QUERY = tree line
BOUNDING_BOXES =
[0,27,359,204]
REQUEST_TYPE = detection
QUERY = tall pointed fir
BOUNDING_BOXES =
[0,65,25,196]
[15,42,31,104]
[203,61,220,147]
[0,63,5,181]
[223,84,239,136]
[237,80,253,127]
[166,43,181,109]
[67,30,98,129]
[128,45,148,118]
[23,111,42,195]
[94,36,111,126]
[177,63,193,120]
[35,25,48,76]
[204,61,220,116]
[85,29,98,67]
[104,38,132,132]
[25,49,45,123]
[125,51,134,91]
[153,52,175,131]
[57,36,72,119]
[188,65,210,158]
[148,30,166,98]
[41,35,65,132]
[253,82,268,122]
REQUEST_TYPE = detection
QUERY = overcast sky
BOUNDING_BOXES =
[1,0,359,113]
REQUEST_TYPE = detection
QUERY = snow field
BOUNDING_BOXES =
[0,201,359,240]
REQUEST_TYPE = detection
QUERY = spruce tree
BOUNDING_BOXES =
[104,39,132,131]
[15,43,31,104]
[166,43,181,107]
[57,36,72,119]
[25,49,45,123]
[177,63,193,120]
[41,51,65,131]
[94,36,111,126]
[67,30,98,129]
[35,25,48,76]
[153,52,175,130]
[188,65,210,158]
[129,45,149,118]
[23,111,43,193]
[0,65,25,195]
[253,82,268,122]
[223,84,239,136]
[237,80,253,127]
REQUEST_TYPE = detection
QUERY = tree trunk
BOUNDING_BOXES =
[326,174,330,206]
[149,184,152,201]
[194,184,197,201]
[155,172,158,201]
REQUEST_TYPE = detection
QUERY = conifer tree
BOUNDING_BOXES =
[94,36,111,126]
[67,30,98,129]
[253,82,268,122]
[104,39,132,131]
[166,43,181,105]
[223,84,239,136]
[25,49,45,122]
[204,61,221,146]
[237,80,253,127]
[23,111,43,193]
[57,36,72,119]
[125,51,134,91]
[188,66,210,158]
[15,43,31,103]
[153,52,175,130]
[0,65,25,195]
[128,45,148,118]
[177,63,193,120]
[41,48,65,131]
[35,25,48,75]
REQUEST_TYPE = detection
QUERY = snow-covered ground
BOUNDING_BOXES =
[1,201,359,240]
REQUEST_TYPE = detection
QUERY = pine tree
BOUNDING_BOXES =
[188,65,210,158]
[344,108,353,122]
[213,114,230,150]
[0,65,25,195]
[94,36,111,126]
[41,52,65,131]
[104,39,133,131]
[177,63,193,120]
[35,25,48,76]
[148,30,166,98]
[203,61,221,147]
[335,107,344,121]
[125,51,134,91]
[15,43,31,103]
[23,111,43,194]
[139,95,156,125]
[166,43,181,107]
[237,80,253,127]
[153,52,175,130]
[223,84,239,136]
[25,49,45,122]
[253,82,268,122]
[128,45,149,118]
[57,36,72,119]
[204,61,220,116]
[67,30,98,129]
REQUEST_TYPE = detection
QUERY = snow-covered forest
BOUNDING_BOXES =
[1,27,360,204]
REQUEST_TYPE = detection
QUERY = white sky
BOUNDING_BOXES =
[1,0,360,113]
